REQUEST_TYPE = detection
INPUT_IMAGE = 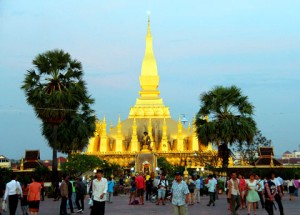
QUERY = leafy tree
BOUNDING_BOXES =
[21,49,95,184]
[233,130,272,165]
[0,167,13,183]
[34,166,51,181]
[61,154,103,178]
[157,157,184,175]
[193,149,219,171]
[195,85,257,169]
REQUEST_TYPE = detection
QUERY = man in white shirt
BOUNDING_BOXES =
[91,169,107,215]
[271,172,284,215]
[255,174,265,209]
[227,171,241,215]
[206,175,216,206]
[3,174,23,215]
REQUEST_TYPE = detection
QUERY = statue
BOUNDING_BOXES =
[141,131,151,151]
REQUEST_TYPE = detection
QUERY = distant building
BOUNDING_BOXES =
[280,146,300,165]
[0,155,11,168]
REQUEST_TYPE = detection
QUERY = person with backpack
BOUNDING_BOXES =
[264,172,277,215]
[187,176,195,205]
[156,174,168,205]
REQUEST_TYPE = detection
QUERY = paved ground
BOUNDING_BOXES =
[12,193,300,215]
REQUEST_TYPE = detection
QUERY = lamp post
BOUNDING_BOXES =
[155,167,160,176]
[130,167,135,176]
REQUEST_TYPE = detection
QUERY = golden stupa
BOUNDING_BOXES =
[86,16,212,170]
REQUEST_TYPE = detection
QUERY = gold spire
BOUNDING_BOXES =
[128,14,170,118]
[147,13,151,36]
[140,14,159,85]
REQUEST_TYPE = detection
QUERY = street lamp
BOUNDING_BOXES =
[155,167,160,176]
[130,167,135,176]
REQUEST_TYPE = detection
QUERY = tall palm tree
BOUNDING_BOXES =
[21,49,95,183]
[195,85,257,169]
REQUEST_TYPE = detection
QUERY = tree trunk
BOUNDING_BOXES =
[52,124,58,186]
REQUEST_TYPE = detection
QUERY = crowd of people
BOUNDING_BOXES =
[0,174,43,215]
[1,170,299,215]
[224,171,297,215]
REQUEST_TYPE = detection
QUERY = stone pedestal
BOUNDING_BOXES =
[135,151,157,174]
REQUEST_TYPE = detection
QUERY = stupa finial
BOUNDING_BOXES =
[147,11,151,36]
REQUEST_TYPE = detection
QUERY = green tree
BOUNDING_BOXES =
[61,154,103,178]
[21,49,95,184]
[234,130,272,165]
[195,85,257,169]
[34,166,51,181]
[157,157,184,175]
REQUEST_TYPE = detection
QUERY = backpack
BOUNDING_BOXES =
[188,182,196,190]
[146,179,153,188]
[265,180,276,199]
[158,179,168,189]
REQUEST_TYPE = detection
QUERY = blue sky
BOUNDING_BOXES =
[1,0,300,159]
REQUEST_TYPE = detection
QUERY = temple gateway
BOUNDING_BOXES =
[85,17,212,172]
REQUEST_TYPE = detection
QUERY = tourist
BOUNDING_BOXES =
[90,169,107,215]
[156,173,168,205]
[0,176,5,215]
[212,174,218,200]
[227,171,241,215]
[276,175,284,195]
[129,176,136,205]
[225,176,231,211]
[118,175,124,194]
[194,175,201,203]
[3,173,23,215]
[107,177,115,203]
[59,174,69,215]
[145,173,154,201]
[75,177,86,213]
[39,181,45,202]
[287,178,295,201]
[255,174,265,209]
[264,172,277,215]
[67,179,74,214]
[21,181,29,215]
[206,175,216,207]
[135,172,145,205]
[293,175,299,197]
[27,176,42,215]
[238,173,246,209]
[53,182,61,201]
[187,176,195,205]
[246,173,260,215]
[170,172,189,215]
[271,172,284,215]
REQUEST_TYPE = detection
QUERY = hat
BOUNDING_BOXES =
[175,172,182,176]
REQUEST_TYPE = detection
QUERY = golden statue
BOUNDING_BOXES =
[141,131,151,151]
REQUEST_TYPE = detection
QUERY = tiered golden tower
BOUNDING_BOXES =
[86,16,207,171]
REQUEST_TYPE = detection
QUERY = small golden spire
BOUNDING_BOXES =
[147,11,151,36]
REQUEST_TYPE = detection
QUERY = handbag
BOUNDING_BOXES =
[88,198,93,206]
[2,201,7,212]
[15,181,21,195]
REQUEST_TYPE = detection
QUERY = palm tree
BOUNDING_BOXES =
[21,49,95,184]
[195,85,257,169]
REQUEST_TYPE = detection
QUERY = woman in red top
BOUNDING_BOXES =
[27,176,42,215]
[238,174,246,209]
